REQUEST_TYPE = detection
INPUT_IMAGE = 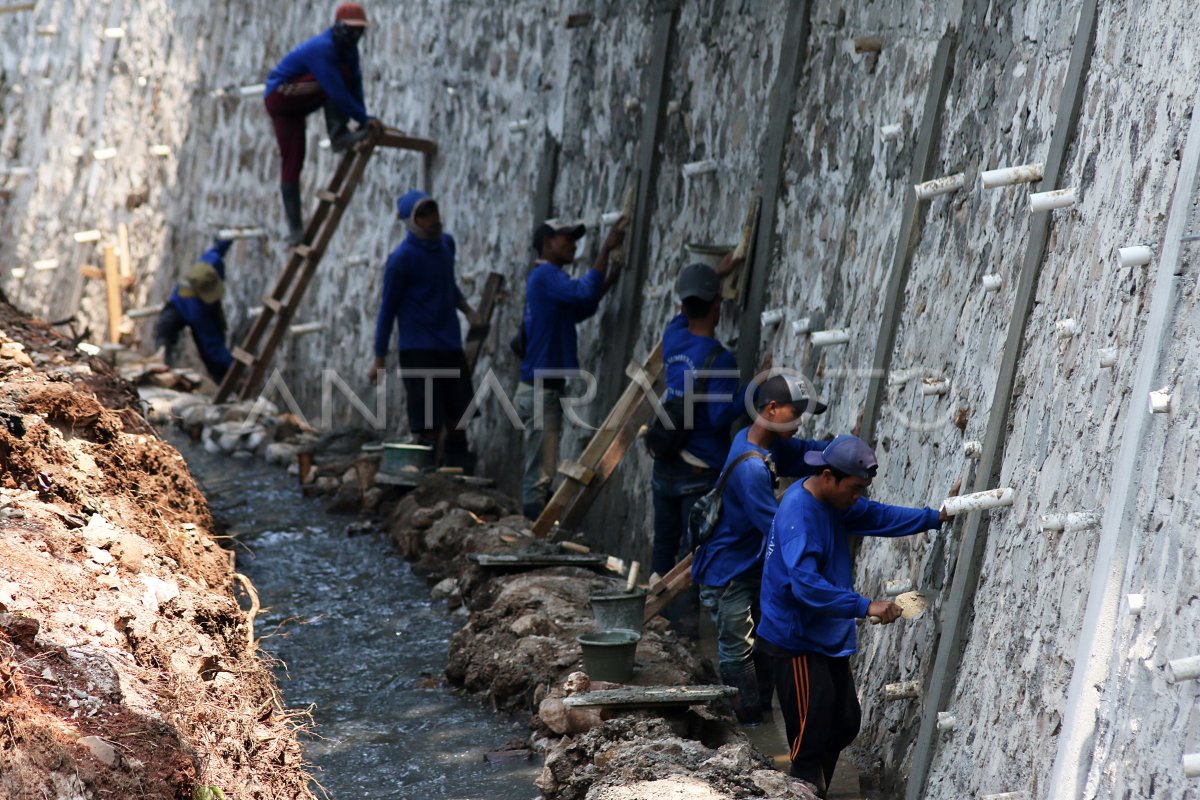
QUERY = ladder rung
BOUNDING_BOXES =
[232,347,257,366]
[293,244,313,258]
[316,190,345,206]
[261,296,283,313]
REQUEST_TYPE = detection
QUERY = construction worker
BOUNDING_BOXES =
[154,239,233,382]
[370,191,480,470]
[691,374,828,725]
[516,219,624,519]
[264,2,383,245]
[757,435,953,798]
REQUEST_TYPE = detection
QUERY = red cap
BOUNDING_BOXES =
[335,3,368,27]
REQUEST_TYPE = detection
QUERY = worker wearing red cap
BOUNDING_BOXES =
[264,3,383,245]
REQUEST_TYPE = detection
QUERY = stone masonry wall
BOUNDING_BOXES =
[2,1,1199,797]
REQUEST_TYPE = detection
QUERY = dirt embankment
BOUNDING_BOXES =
[389,477,818,800]
[0,296,311,799]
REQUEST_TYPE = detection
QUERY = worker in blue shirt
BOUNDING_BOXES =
[154,240,234,381]
[370,191,480,470]
[516,218,624,519]
[692,374,829,725]
[758,435,954,797]
[264,3,383,244]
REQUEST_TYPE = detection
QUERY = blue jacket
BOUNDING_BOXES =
[168,242,232,376]
[265,28,367,124]
[758,485,941,657]
[691,428,828,587]
[374,232,464,355]
[661,314,749,469]
[519,261,604,383]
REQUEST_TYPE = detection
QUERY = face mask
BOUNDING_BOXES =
[332,21,363,50]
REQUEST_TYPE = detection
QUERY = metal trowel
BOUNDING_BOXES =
[868,591,930,625]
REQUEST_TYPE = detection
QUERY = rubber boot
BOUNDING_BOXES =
[325,102,370,152]
[280,183,304,246]
[721,661,763,726]
[753,649,775,715]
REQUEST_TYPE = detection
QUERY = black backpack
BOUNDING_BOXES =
[688,450,777,547]
[644,344,725,460]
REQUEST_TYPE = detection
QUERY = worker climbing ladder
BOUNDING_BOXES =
[214,128,437,404]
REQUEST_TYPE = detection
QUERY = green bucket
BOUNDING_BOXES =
[381,443,433,473]
[577,629,641,682]
[589,589,646,633]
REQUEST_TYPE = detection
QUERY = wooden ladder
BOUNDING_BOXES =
[214,128,437,404]
[532,341,665,538]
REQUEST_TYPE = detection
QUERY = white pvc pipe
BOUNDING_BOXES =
[125,306,161,320]
[73,230,101,243]
[32,258,60,271]
[238,83,266,97]
[1030,187,1078,212]
[508,118,531,133]
[888,367,919,386]
[92,147,117,161]
[980,162,1044,189]
[1098,347,1118,369]
[880,123,902,141]
[1123,593,1145,616]
[760,308,784,328]
[883,579,911,597]
[920,378,950,396]
[1148,388,1172,414]
[1167,655,1200,684]
[1056,319,1078,338]
[682,159,719,178]
[914,173,965,200]
[810,328,850,347]
[289,322,326,336]
[1118,245,1153,268]
[217,227,267,240]
[600,211,623,225]
[982,273,1003,292]
[9,268,26,279]
[1039,512,1101,532]
[964,441,983,459]
[1183,753,1200,778]
[149,144,171,157]
[942,487,1015,516]
[979,794,1026,800]
[36,24,58,35]
[790,317,812,335]
[102,27,125,39]
[884,681,920,701]
[936,712,956,731]
[0,165,32,177]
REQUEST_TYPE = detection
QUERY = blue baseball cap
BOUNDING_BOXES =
[803,434,878,479]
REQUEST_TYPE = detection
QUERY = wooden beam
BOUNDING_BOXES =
[375,129,438,156]
[117,223,132,279]
[102,244,122,344]
[904,4,1099,798]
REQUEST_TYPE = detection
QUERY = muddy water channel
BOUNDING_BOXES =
[176,440,538,799]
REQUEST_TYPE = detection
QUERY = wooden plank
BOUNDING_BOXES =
[467,552,607,569]
[734,0,813,381]
[231,347,256,366]
[80,265,103,280]
[116,223,132,279]
[260,295,282,313]
[859,33,956,446]
[102,244,122,344]
[558,460,596,485]
[532,343,663,537]
[643,553,693,622]
[375,129,438,155]
[905,5,1099,798]
[563,685,737,709]
[463,271,504,373]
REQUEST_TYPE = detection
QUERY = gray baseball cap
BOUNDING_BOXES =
[754,374,828,415]
[803,434,878,479]
[678,262,721,302]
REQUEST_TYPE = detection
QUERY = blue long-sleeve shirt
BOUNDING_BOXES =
[265,28,367,123]
[167,242,232,376]
[519,261,604,383]
[661,314,749,469]
[758,485,941,657]
[691,427,828,587]
[374,232,464,355]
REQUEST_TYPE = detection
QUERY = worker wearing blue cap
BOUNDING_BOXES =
[371,190,481,469]
[757,434,955,797]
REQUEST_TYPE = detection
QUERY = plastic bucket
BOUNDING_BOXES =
[589,589,646,633]
[577,629,641,682]
[381,443,433,473]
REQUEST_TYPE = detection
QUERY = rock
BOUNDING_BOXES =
[537,694,603,736]
[361,487,384,510]
[141,576,179,610]
[85,545,113,565]
[457,491,498,515]
[78,735,117,766]
[81,515,120,547]
[510,613,559,637]
[265,442,300,466]
[431,577,458,599]
[315,476,339,493]
[217,432,243,452]
[84,619,106,636]
[341,467,359,486]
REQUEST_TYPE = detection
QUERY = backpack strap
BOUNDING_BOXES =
[711,449,769,499]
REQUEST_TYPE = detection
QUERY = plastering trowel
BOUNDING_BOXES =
[868,590,929,625]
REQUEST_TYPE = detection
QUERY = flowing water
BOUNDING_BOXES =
[177,440,538,800]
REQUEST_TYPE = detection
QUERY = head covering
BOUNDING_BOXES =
[803,434,878,479]
[754,374,828,415]
[180,261,224,304]
[334,2,368,26]
[532,218,586,253]
[396,190,438,238]
[678,262,720,302]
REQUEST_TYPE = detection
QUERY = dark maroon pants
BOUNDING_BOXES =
[264,83,326,184]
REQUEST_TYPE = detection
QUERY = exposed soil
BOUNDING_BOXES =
[0,295,311,799]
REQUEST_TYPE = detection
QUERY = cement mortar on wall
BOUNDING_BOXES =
[3,1,1199,798]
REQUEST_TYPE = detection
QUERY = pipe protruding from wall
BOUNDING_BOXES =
[942,487,1015,516]
[1167,655,1200,684]
[1148,388,1172,414]
[1124,593,1145,616]
[791,317,812,336]
[810,328,850,347]
[920,378,950,396]
[980,163,1044,189]
[32,258,59,272]
[978,794,1027,800]
[936,712,956,731]
[1098,347,1118,369]
[883,579,911,597]
[1056,319,1078,339]
[289,322,327,337]
[682,159,719,178]
[1118,245,1153,268]
[1039,512,1101,532]
[237,83,266,97]
[217,228,267,241]
[880,123,902,142]
[73,230,101,243]
[914,173,965,200]
[93,147,117,161]
[600,211,623,225]
[149,144,171,157]
[508,118,531,133]
[1029,188,1078,212]
[982,273,1003,292]
[964,441,983,459]
[884,681,920,701]
[760,308,785,328]
[102,27,125,39]
[1183,753,1200,778]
